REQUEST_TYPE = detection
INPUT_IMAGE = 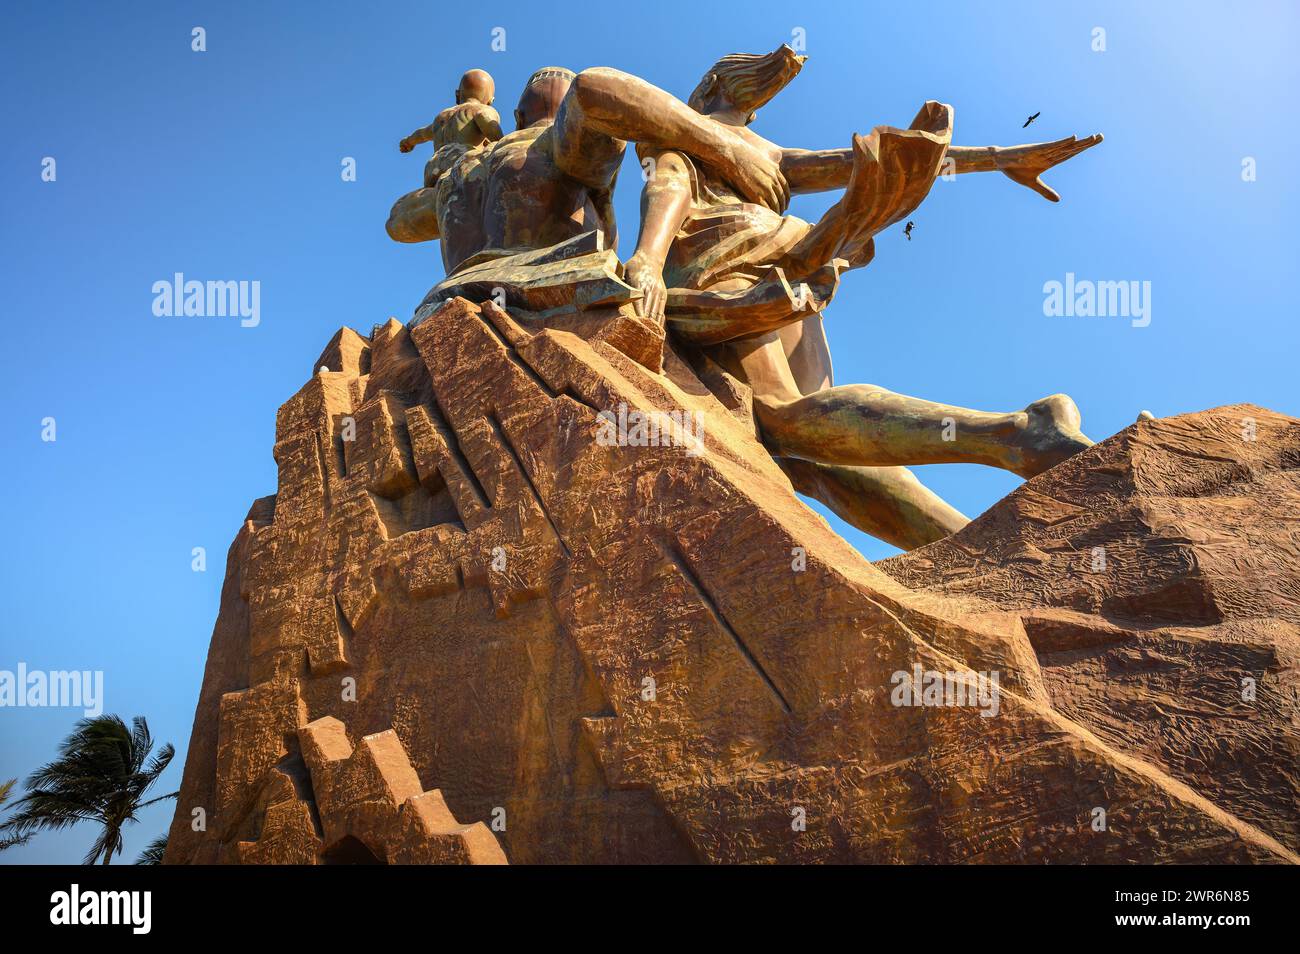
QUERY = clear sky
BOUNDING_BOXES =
[2,0,1296,863]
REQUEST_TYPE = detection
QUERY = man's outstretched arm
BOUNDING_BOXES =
[780,148,855,194]
[782,133,1102,201]
[948,134,1103,201]
[553,67,789,212]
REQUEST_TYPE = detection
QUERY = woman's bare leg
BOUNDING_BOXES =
[714,334,1093,479]
[778,314,834,394]
[778,458,969,550]
[757,385,1092,478]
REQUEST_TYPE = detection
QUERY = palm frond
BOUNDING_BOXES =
[129,717,153,776]
[142,742,175,784]
[0,714,176,863]
[135,833,168,865]
[136,791,179,811]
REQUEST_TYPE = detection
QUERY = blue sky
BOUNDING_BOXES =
[1,0,1296,863]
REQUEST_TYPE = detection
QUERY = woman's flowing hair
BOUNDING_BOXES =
[687,45,806,123]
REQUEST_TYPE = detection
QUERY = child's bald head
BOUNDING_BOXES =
[455,69,495,106]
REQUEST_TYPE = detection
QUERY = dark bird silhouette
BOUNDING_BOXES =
[904,220,914,241]
[1023,111,1041,128]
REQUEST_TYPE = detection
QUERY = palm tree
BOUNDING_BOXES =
[0,779,33,851]
[0,715,177,864]
[135,833,168,865]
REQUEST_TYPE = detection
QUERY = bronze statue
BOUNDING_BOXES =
[386,51,1103,550]
[625,47,1100,547]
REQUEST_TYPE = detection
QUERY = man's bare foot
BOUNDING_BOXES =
[1014,394,1094,478]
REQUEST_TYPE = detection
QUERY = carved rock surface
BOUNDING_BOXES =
[880,404,1300,856]
[165,300,1298,864]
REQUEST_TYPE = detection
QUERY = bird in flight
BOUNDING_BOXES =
[904,220,914,241]
[1023,111,1041,128]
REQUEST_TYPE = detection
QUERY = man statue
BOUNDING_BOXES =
[386,65,789,279]
[625,46,1102,548]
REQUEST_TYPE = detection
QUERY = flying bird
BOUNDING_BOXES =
[904,220,914,241]
[1023,111,1041,128]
